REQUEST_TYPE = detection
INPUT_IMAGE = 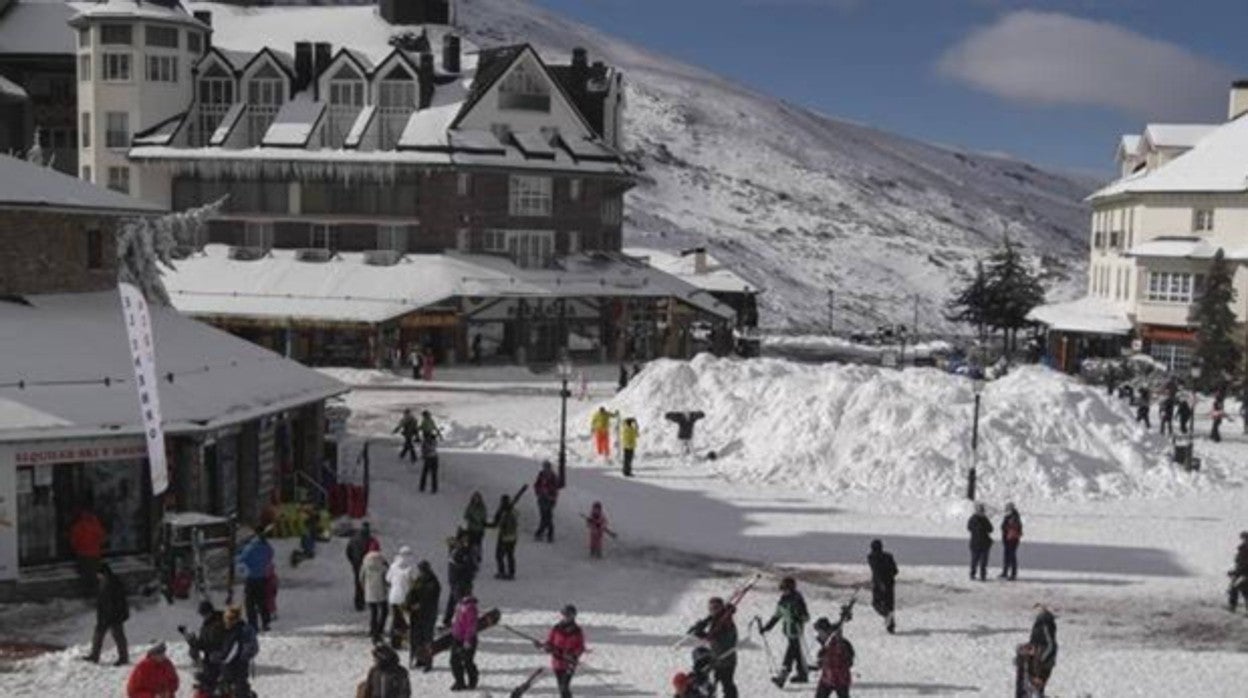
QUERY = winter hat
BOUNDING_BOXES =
[813,617,833,634]
[561,604,578,619]
[398,545,412,556]
[780,576,796,591]
[870,539,883,552]
[147,642,167,657]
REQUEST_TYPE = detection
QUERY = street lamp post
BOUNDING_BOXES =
[557,356,573,488]
[967,376,985,501]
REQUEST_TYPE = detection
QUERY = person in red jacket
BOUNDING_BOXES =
[126,642,179,698]
[538,605,585,698]
[69,506,106,597]
[814,617,855,698]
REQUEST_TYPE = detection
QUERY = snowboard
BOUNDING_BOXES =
[510,668,544,698]
[429,608,501,656]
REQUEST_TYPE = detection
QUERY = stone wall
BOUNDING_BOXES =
[0,209,120,295]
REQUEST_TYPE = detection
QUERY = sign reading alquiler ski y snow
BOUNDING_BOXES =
[119,282,168,495]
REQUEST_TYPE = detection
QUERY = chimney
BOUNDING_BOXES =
[1230,79,1248,121]
[572,47,588,73]
[294,42,314,95]
[418,51,435,108]
[313,42,333,99]
[192,11,212,51]
[694,248,708,275]
[442,33,461,74]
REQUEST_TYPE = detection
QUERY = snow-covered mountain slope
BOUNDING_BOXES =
[457,0,1096,330]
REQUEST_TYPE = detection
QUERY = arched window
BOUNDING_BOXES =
[377,64,416,149]
[324,63,365,148]
[197,62,234,146]
[246,62,285,146]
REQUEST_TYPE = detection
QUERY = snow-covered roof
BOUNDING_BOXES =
[1116,134,1140,161]
[0,154,164,214]
[68,0,207,30]
[164,245,735,324]
[1124,236,1248,261]
[1027,296,1132,336]
[0,73,27,102]
[1142,123,1217,149]
[0,0,81,55]
[1090,116,1248,199]
[262,96,325,148]
[624,247,760,295]
[0,291,346,442]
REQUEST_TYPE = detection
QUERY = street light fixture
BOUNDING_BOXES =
[967,375,985,501]
[557,354,574,488]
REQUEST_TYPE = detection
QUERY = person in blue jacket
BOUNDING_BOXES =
[236,528,275,632]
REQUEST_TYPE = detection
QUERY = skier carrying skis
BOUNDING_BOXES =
[967,503,994,581]
[538,605,586,698]
[813,616,855,698]
[1000,503,1024,581]
[406,560,441,671]
[867,539,898,633]
[687,596,739,698]
[534,461,561,543]
[394,408,419,464]
[463,492,489,562]
[489,494,519,580]
[621,418,639,477]
[586,502,610,559]
[449,591,480,691]
[760,576,810,687]
[1228,531,1248,613]
[591,407,612,460]
[1017,604,1058,697]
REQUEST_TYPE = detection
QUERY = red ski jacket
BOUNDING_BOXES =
[545,621,585,673]
[818,636,854,689]
[126,655,179,698]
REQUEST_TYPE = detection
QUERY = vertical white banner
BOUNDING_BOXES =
[118,283,169,495]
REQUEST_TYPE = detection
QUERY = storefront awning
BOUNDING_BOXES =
[1027,296,1132,336]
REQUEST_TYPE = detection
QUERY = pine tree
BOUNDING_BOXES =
[982,237,1045,353]
[116,198,222,304]
[946,260,989,341]
[1191,248,1240,390]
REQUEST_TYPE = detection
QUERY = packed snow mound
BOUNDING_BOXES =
[601,356,1233,501]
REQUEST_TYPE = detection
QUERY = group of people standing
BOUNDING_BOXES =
[1120,378,1246,443]
[393,408,444,492]
[967,502,1024,582]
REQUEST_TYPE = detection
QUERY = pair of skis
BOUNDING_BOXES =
[502,624,608,697]
[672,573,763,650]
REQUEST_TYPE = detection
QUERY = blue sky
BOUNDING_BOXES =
[532,0,1248,176]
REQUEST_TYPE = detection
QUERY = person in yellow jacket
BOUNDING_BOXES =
[591,407,612,459]
[621,418,639,477]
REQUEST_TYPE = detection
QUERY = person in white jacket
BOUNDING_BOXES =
[386,546,416,649]
[360,549,389,642]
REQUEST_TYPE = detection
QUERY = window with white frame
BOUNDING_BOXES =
[509,175,552,217]
[80,112,90,148]
[196,63,234,146]
[1145,271,1205,304]
[484,230,554,268]
[377,66,417,149]
[378,224,408,252]
[105,111,129,148]
[569,178,582,201]
[1149,341,1194,374]
[1193,208,1214,232]
[324,64,365,148]
[78,27,90,47]
[78,55,90,82]
[145,25,179,49]
[244,221,274,249]
[247,64,285,146]
[107,166,130,194]
[101,52,132,81]
[100,24,132,45]
[498,61,550,112]
[147,55,178,83]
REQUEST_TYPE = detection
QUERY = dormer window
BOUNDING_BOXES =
[247,62,285,146]
[324,63,365,148]
[196,62,234,146]
[498,61,550,112]
[377,65,417,150]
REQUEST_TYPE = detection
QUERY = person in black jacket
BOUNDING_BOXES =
[868,539,898,633]
[442,531,477,627]
[1177,397,1193,434]
[394,408,419,464]
[687,596,738,698]
[1135,387,1151,428]
[967,503,994,581]
[83,563,129,665]
[1000,503,1024,581]
[180,599,226,671]
[760,577,809,687]
[361,643,412,698]
[347,522,379,611]
[1229,531,1248,613]
[406,560,441,671]
[1025,604,1058,696]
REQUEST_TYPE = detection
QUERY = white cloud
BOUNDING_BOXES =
[937,11,1236,121]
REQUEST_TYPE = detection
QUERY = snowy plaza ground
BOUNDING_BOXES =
[3,357,1247,697]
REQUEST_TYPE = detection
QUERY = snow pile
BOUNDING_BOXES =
[601,356,1233,501]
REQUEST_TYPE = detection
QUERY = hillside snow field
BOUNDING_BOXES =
[458,0,1097,330]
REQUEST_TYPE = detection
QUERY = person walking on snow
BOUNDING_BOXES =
[586,501,610,559]
[419,410,442,443]
[406,560,441,671]
[419,432,440,493]
[591,407,612,459]
[394,408,419,464]
[236,529,274,632]
[69,505,106,598]
[422,348,436,381]
[1000,503,1024,581]
[361,547,390,643]
[83,563,129,665]
[348,522,381,611]
[967,503,994,581]
[126,642,178,698]
[219,606,259,698]
[387,546,415,648]
[813,616,855,698]
[443,530,478,627]
[359,643,411,698]
[488,494,519,580]
[1160,393,1176,435]
[449,590,480,691]
[1228,531,1248,613]
[867,539,898,633]
[462,492,488,563]
[409,347,422,381]
[1020,604,1058,697]
[539,605,586,698]
[621,418,639,477]
[1211,388,1226,443]
[687,596,739,698]
[534,461,561,543]
[1135,387,1152,429]
[761,576,810,687]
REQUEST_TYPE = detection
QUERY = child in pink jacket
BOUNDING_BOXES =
[450,593,479,690]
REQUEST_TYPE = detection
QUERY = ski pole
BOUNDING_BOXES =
[752,616,778,676]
